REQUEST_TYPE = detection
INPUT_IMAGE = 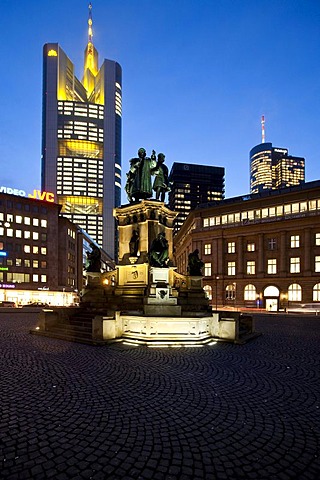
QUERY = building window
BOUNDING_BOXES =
[41,219,47,228]
[290,235,300,248]
[290,257,300,274]
[24,259,31,267]
[244,284,256,301]
[204,244,211,255]
[268,238,276,250]
[24,245,31,253]
[247,242,255,252]
[41,275,47,283]
[33,260,39,268]
[315,256,320,273]
[246,261,255,275]
[203,285,212,300]
[227,261,236,276]
[32,274,39,282]
[7,273,30,283]
[41,247,47,255]
[33,232,39,240]
[24,217,31,225]
[315,233,320,246]
[313,283,320,301]
[15,258,22,267]
[267,259,277,274]
[204,263,212,276]
[288,283,301,302]
[226,283,236,300]
[24,231,31,239]
[227,242,235,254]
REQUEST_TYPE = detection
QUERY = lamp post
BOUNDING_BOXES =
[215,276,220,311]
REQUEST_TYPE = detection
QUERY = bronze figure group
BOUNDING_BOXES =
[125,148,170,203]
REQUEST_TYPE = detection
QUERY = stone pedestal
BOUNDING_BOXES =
[114,200,178,265]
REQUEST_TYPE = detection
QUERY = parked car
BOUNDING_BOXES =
[22,302,50,308]
[0,301,16,308]
[287,303,320,314]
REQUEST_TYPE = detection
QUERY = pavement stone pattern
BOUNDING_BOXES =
[0,312,319,480]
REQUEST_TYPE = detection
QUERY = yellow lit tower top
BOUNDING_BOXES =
[82,2,99,95]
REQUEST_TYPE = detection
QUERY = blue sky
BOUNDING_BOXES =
[1,0,320,204]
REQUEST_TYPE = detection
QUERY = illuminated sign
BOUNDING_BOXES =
[48,49,58,57]
[0,267,8,271]
[0,186,55,203]
[0,283,16,289]
[0,252,7,257]
[28,190,55,202]
[274,148,288,154]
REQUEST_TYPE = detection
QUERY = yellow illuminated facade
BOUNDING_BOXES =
[250,143,305,194]
[42,4,122,257]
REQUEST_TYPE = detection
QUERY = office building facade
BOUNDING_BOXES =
[41,9,122,258]
[174,181,320,311]
[250,142,305,194]
[0,190,115,306]
[168,162,225,235]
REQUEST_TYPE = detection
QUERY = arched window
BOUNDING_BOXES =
[226,283,236,300]
[244,284,256,300]
[264,285,280,297]
[288,283,301,302]
[203,285,212,300]
[313,283,320,301]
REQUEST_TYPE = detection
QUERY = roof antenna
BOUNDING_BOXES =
[261,115,265,143]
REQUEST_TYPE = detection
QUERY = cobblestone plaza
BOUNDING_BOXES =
[0,312,319,479]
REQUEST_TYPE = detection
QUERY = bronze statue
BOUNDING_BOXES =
[153,153,170,202]
[86,243,101,272]
[125,148,157,202]
[149,232,169,267]
[129,229,140,256]
[188,249,204,276]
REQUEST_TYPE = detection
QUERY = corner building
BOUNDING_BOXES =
[0,191,115,306]
[174,181,320,311]
[41,13,122,259]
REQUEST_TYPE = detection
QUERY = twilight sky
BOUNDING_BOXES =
[1,0,320,204]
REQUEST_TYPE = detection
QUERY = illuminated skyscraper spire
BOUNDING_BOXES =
[83,2,98,94]
[88,2,93,43]
[261,115,266,143]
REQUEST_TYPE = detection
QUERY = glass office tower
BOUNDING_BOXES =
[169,162,225,235]
[250,143,305,194]
[41,11,121,259]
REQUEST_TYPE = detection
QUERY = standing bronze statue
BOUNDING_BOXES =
[129,229,140,257]
[125,148,157,202]
[153,153,170,202]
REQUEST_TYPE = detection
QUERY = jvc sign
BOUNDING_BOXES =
[0,186,55,203]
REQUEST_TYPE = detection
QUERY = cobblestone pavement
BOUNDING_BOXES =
[0,312,319,480]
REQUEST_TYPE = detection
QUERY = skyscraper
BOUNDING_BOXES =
[168,162,225,235]
[250,142,305,194]
[41,4,122,258]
